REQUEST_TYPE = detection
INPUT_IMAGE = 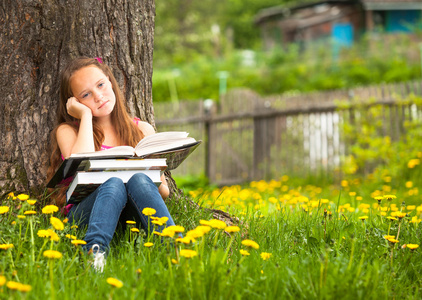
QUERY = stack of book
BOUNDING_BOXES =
[47,131,201,204]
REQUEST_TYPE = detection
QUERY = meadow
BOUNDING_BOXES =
[1,172,421,299]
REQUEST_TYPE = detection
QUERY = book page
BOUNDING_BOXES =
[69,146,135,158]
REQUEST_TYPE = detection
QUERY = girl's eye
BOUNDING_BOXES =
[82,93,90,99]
[98,82,105,88]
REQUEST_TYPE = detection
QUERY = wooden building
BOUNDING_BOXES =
[255,0,422,50]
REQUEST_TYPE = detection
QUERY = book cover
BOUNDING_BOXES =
[66,169,162,204]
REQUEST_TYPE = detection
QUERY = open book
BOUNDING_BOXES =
[47,131,201,189]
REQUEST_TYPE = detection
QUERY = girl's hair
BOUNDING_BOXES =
[47,57,145,206]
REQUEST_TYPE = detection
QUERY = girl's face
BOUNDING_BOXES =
[70,66,116,118]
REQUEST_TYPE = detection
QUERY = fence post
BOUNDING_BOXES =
[203,99,215,180]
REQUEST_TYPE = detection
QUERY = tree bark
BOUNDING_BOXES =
[0,0,156,195]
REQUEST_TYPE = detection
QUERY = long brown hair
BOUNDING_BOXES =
[47,57,144,206]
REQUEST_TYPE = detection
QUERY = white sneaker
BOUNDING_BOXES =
[90,244,106,273]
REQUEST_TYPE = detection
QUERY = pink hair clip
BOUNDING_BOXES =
[95,57,103,64]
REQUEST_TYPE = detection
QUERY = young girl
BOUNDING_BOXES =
[47,57,176,271]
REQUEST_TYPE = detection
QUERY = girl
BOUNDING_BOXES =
[47,57,176,272]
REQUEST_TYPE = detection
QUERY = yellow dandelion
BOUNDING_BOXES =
[142,207,156,216]
[383,235,395,240]
[161,227,175,238]
[208,219,227,229]
[387,238,399,244]
[167,225,185,233]
[43,250,63,259]
[240,249,250,256]
[6,281,21,290]
[17,194,29,201]
[24,210,36,215]
[383,195,396,201]
[0,275,5,286]
[241,239,259,249]
[106,277,123,288]
[63,218,68,223]
[27,200,37,205]
[17,215,26,219]
[171,259,178,264]
[176,237,195,244]
[196,225,212,234]
[50,217,64,231]
[65,234,77,240]
[225,226,240,233]
[131,228,140,233]
[42,205,59,214]
[407,244,419,250]
[260,252,272,261]
[179,249,198,258]
[71,239,87,246]
[71,225,78,229]
[0,244,14,250]
[0,206,10,214]
[359,216,369,220]
[387,216,397,221]
[126,220,136,225]
[144,242,154,248]
[153,231,162,236]
[136,268,142,274]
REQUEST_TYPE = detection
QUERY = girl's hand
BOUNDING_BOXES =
[66,97,92,119]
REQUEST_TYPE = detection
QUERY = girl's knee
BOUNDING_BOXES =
[127,173,153,186]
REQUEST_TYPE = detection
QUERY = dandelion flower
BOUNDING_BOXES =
[71,240,87,246]
[240,249,250,256]
[126,220,136,225]
[383,235,395,240]
[161,227,175,238]
[0,206,10,214]
[65,234,77,240]
[383,195,396,201]
[131,228,140,233]
[179,249,198,258]
[17,215,26,219]
[43,250,63,259]
[407,244,419,250]
[207,219,227,229]
[50,217,64,230]
[0,276,5,286]
[6,281,21,290]
[260,252,272,261]
[71,225,78,229]
[17,194,29,201]
[241,239,259,249]
[42,205,59,214]
[358,216,368,220]
[176,237,195,244]
[167,225,185,233]
[142,207,156,216]
[0,244,14,250]
[63,218,68,223]
[136,268,142,274]
[225,226,240,233]
[106,277,123,288]
[24,210,36,215]
[144,242,153,247]
[27,200,37,205]
[387,238,399,244]
[386,216,397,221]
[171,259,178,264]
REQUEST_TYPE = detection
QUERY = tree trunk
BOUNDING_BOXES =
[0,0,156,195]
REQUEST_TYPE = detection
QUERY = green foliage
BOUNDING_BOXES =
[339,95,422,194]
[153,35,422,102]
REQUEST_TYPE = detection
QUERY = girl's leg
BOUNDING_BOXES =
[122,173,176,233]
[68,177,127,252]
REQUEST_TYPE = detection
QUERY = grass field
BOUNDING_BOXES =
[0,175,421,299]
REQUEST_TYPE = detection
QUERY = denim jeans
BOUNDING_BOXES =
[67,173,176,252]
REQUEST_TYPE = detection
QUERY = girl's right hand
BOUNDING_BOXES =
[66,97,92,119]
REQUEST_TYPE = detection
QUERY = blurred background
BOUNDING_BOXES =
[152,0,422,189]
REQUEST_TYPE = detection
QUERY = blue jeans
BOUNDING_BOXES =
[67,173,176,252]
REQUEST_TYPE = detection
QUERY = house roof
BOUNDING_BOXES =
[361,0,422,10]
[255,0,358,25]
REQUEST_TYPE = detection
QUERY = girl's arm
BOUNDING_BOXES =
[56,97,95,158]
[158,173,170,199]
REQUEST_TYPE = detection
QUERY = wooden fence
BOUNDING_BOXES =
[154,80,422,186]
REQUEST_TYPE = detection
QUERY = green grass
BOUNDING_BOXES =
[1,177,422,299]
